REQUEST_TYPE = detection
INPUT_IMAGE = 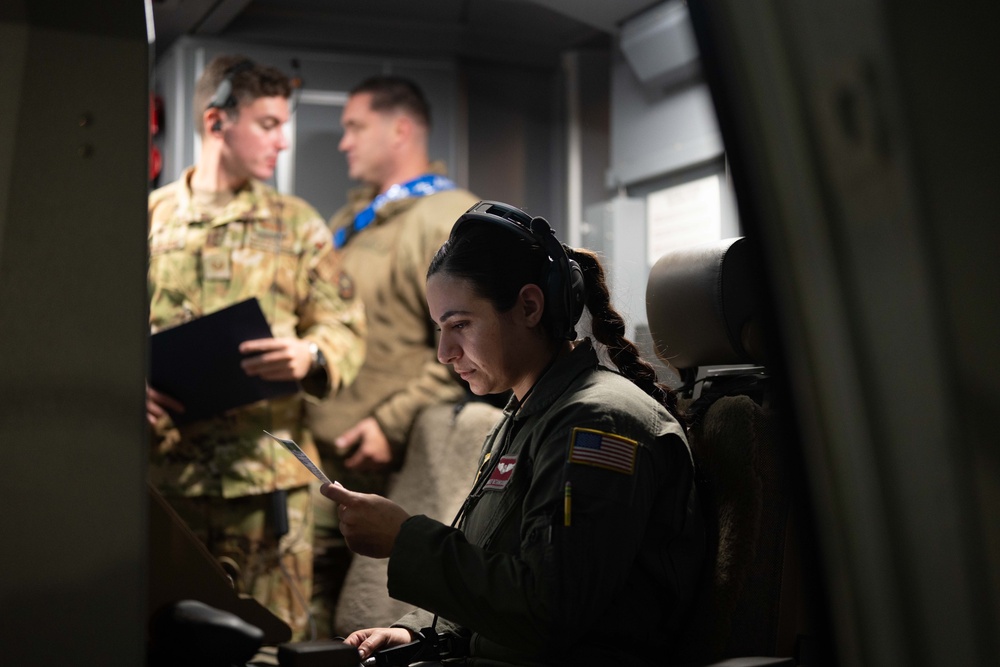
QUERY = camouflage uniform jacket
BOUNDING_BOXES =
[307,165,477,458]
[148,167,366,498]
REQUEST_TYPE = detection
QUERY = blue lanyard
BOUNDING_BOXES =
[334,173,456,249]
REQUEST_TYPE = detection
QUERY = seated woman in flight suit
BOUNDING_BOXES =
[321,201,705,666]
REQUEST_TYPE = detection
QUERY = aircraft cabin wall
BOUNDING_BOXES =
[0,1,150,665]
[590,0,740,369]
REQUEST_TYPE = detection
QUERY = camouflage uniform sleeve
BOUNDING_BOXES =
[294,200,366,398]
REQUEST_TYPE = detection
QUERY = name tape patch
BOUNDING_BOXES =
[483,455,518,491]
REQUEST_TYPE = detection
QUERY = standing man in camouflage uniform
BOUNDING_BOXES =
[305,76,478,635]
[146,55,366,641]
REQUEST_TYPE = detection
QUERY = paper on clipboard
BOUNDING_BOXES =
[264,430,333,485]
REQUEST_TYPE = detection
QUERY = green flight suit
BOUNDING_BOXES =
[387,340,706,666]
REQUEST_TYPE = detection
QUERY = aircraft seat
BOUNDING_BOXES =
[646,236,802,667]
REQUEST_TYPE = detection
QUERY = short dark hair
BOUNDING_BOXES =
[350,75,431,129]
[193,55,292,136]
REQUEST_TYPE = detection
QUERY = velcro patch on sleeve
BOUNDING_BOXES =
[568,427,637,475]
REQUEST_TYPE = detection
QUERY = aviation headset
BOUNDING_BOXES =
[449,201,587,340]
[206,59,256,132]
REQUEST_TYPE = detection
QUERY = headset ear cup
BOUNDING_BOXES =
[567,258,586,327]
[529,215,587,339]
[553,258,586,339]
[542,260,567,338]
[543,254,586,340]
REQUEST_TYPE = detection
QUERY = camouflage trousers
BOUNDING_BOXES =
[166,485,315,641]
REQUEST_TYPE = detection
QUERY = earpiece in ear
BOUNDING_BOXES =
[211,119,223,133]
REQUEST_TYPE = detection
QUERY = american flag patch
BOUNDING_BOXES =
[568,428,637,474]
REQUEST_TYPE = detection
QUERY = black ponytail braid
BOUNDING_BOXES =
[570,248,685,423]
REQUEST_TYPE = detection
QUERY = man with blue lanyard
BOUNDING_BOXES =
[306,75,479,637]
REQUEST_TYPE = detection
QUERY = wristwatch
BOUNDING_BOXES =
[308,341,327,376]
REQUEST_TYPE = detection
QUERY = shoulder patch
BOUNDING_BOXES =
[337,270,355,301]
[568,427,637,475]
[313,248,342,283]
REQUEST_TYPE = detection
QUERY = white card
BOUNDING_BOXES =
[263,430,333,486]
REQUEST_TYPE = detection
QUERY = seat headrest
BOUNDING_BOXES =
[645,237,766,371]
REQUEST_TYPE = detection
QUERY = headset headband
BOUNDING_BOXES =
[450,201,586,340]
[206,59,256,111]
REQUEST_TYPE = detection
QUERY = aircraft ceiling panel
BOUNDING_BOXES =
[526,0,664,32]
[150,0,612,65]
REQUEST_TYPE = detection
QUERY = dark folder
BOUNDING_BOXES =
[149,298,300,425]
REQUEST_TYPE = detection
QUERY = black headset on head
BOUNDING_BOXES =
[450,200,587,340]
[206,59,256,132]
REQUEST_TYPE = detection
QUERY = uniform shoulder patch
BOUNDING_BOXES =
[568,427,637,475]
[337,270,355,301]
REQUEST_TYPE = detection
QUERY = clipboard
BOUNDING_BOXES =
[149,298,301,425]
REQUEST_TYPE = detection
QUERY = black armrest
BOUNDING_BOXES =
[148,599,264,667]
[277,639,362,666]
[676,658,796,667]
